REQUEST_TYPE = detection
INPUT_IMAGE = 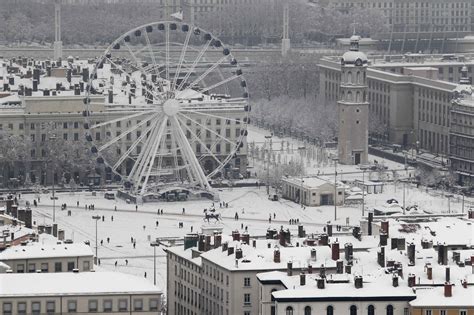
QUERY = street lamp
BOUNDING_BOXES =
[264,134,273,195]
[333,158,339,221]
[92,215,101,265]
[49,134,57,223]
[150,241,159,286]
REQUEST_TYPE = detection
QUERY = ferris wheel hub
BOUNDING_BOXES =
[163,98,180,116]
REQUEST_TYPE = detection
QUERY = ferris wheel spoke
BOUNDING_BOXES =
[144,30,164,94]
[176,115,225,169]
[98,113,160,152]
[111,123,155,171]
[179,112,239,147]
[172,29,192,91]
[90,110,156,129]
[165,24,170,81]
[181,110,242,124]
[198,74,241,94]
[176,39,212,92]
[186,56,228,90]
[139,118,168,195]
[171,116,210,189]
[129,117,164,184]
[169,119,181,181]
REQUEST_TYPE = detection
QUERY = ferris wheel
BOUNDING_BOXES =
[83,21,250,197]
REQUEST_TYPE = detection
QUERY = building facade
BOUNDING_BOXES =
[281,177,344,207]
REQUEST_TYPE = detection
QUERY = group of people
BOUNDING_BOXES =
[289,218,300,225]
[85,204,96,210]
[268,213,276,223]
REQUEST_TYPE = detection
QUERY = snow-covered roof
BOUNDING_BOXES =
[0,242,93,260]
[0,271,161,297]
[262,271,415,301]
[411,286,474,307]
[200,240,336,271]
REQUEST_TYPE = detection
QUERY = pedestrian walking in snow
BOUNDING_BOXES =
[111,216,114,221]
[144,272,147,278]
[100,240,103,246]
[102,215,104,222]
[182,207,185,215]
[114,206,117,211]
[135,205,138,211]
[143,225,146,231]
[77,201,79,207]
[161,209,163,215]
[125,259,128,265]
[133,242,136,249]
[115,261,117,267]
[107,237,110,243]
[156,221,159,227]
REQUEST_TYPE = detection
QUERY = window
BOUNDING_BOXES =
[133,299,143,311]
[55,262,62,272]
[83,260,90,271]
[244,312,250,315]
[286,306,294,315]
[244,293,251,305]
[103,300,112,312]
[387,305,394,315]
[67,262,75,271]
[368,305,375,315]
[88,300,98,312]
[46,301,55,314]
[74,133,79,141]
[67,300,77,312]
[74,122,79,128]
[28,263,36,273]
[244,277,251,287]
[350,305,358,315]
[30,123,35,130]
[18,302,26,315]
[440,311,447,315]
[149,299,159,311]
[460,311,467,315]
[31,134,35,142]
[63,133,68,140]
[31,302,41,315]
[3,302,12,315]
[118,299,128,311]
[304,306,312,315]
[41,263,49,272]
[17,264,25,273]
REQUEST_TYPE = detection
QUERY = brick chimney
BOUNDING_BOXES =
[444,282,452,297]
[392,274,399,287]
[232,230,240,241]
[235,248,243,259]
[300,273,306,286]
[287,261,293,276]
[381,220,389,237]
[427,265,433,280]
[354,275,363,289]
[408,274,416,287]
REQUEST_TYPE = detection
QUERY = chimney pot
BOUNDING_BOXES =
[299,273,306,286]
[444,282,452,297]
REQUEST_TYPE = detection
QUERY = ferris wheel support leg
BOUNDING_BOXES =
[171,117,212,191]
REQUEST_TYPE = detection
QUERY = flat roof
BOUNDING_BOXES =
[0,242,93,260]
[0,271,161,297]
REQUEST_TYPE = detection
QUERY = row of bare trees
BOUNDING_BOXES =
[0,125,97,188]
[0,0,389,46]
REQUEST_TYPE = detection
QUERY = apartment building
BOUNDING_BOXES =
[0,242,94,273]
[317,0,472,33]
[166,229,338,315]
[0,271,162,314]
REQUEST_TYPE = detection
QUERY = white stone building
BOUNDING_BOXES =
[281,177,345,207]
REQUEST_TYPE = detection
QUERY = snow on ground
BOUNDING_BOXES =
[19,126,471,293]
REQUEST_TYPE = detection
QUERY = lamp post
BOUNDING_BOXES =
[92,215,101,265]
[362,169,365,217]
[48,134,58,222]
[333,158,339,221]
[298,146,306,207]
[150,241,159,286]
[264,135,273,195]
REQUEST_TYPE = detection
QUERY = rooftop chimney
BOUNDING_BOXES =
[392,274,399,287]
[287,261,293,276]
[331,240,340,261]
[300,273,306,286]
[427,265,433,280]
[298,225,306,238]
[368,212,374,235]
[444,282,452,297]
[241,233,250,245]
[408,274,416,287]
[344,243,353,262]
[354,275,363,289]
[232,231,240,241]
[408,243,416,265]
[326,224,333,237]
[319,233,328,246]
[214,234,222,248]
[336,260,343,274]
[381,220,389,237]
[317,277,325,289]
[235,248,243,259]
[380,232,388,246]
[274,249,280,263]
[308,264,313,274]
[227,246,234,256]
[445,266,450,282]
[311,248,317,261]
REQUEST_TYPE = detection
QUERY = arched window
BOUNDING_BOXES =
[368,305,375,315]
[286,306,294,315]
[304,306,312,315]
[347,91,353,102]
[347,71,352,84]
[350,305,358,315]
[356,71,361,84]
[386,305,394,315]
[356,91,361,102]
[327,305,334,315]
